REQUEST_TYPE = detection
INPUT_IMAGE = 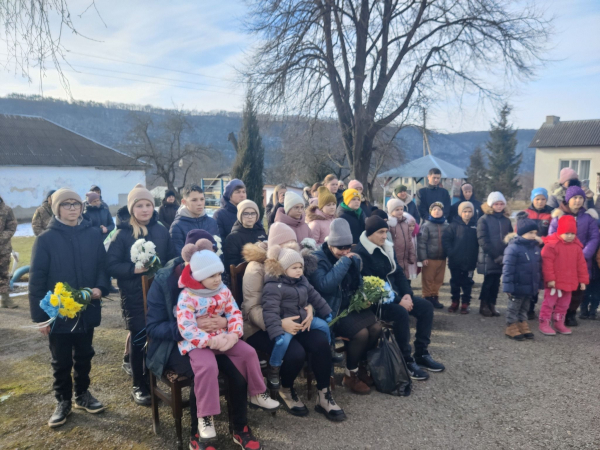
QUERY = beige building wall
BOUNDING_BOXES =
[533,146,600,195]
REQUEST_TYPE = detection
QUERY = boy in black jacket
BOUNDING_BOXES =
[29,188,109,428]
[442,202,479,314]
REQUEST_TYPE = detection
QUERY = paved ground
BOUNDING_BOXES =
[2,275,600,450]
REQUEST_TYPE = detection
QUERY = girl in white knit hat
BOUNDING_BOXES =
[176,239,279,443]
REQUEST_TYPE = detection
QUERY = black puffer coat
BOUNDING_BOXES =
[417,185,451,221]
[107,206,177,331]
[83,204,114,234]
[442,215,479,271]
[158,200,179,229]
[447,186,484,224]
[28,217,109,334]
[336,204,366,244]
[476,204,513,275]
[223,221,267,269]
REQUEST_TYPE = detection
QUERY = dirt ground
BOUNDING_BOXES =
[2,273,600,450]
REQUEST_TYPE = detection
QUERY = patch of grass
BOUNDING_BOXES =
[12,236,35,268]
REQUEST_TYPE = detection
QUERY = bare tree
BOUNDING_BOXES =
[244,0,550,186]
[125,110,210,196]
[0,1,103,94]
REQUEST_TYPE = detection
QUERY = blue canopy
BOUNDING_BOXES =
[379,154,466,179]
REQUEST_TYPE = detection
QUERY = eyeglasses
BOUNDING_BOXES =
[242,212,258,218]
[60,202,82,210]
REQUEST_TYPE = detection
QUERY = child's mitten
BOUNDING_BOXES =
[325,313,333,323]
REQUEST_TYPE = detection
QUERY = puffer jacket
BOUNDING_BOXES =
[213,198,240,240]
[442,215,479,271]
[32,200,53,236]
[502,234,543,296]
[309,242,363,319]
[522,205,553,237]
[275,208,312,244]
[107,206,177,331]
[158,200,179,229]
[417,220,448,261]
[388,216,416,274]
[548,183,595,210]
[306,205,334,246]
[336,203,366,244]
[241,242,318,339]
[447,186,484,224]
[28,217,109,333]
[542,234,589,291]
[262,257,331,340]
[145,257,185,378]
[476,204,513,275]
[267,202,284,228]
[223,221,267,269]
[548,204,600,277]
[169,206,219,255]
[0,198,17,251]
[82,203,114,235]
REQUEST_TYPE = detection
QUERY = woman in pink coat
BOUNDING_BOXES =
[386,198,416,278]
[307,187,337,246]
[275,191,313,244]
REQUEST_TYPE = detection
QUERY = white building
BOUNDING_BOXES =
[0,114,146,220]
[530,116,600,196]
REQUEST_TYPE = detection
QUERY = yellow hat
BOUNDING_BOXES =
[343,188,360,206]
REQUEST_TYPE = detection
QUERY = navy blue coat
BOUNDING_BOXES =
[145,257,185,378]
[309,242,363,318]
[212,199,239,240]
[502,235,543,297]
[82,204,114,235]
[28,217,109,333]
[417,186,451,221]
[169,211,219,255]
[442,216,479,271]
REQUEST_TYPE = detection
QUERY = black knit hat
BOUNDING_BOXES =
[165,190,176,199]
[365,215,389,237]
[370,209,388,220]
[516,217,538,236]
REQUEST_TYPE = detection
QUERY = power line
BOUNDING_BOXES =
[67,50,240,84]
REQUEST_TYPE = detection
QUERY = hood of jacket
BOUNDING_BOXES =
[544,232,584,249]
[115,205,159,230]
[177,204,207,218]
[47,215,92,233]
[481,202,511,218]
[263,247,318,278]
[275,207,306,228]
[306,205,334,222]
[387,215,409,228]
[504,232,539,246]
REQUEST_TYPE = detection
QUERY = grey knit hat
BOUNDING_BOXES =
[328,218,353,247]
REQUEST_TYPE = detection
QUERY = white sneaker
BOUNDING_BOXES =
[249,392,280,411]
[199,416,216,440]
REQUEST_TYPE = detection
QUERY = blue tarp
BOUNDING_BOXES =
[379,154,466,179]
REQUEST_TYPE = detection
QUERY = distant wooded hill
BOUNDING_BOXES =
[0,94,537,178]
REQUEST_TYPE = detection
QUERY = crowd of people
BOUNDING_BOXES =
[10,165,600,450]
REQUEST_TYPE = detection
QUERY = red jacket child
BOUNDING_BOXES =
[541,215,589,291]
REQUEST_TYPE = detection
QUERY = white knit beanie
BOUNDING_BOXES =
[284,191,304,214]
[189,250,225,282]
[386,198,405,214]
[267,245,304,272]
[487,191,507,207]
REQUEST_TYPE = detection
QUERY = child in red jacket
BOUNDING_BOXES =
[539,215,589,336]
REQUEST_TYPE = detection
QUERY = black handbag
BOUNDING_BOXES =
[367,327,412,396]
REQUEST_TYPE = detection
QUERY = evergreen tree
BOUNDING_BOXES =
[486,104,522,198]
[465,146,489,198]
[232,91,265,217]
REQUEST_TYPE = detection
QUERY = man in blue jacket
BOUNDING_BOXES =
[29,188,109,428]
[212,179,247,240]
[169,185,219,254]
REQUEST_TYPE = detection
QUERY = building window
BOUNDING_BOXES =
[559,160,590,181]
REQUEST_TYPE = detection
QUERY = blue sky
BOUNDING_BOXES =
[0,0,598,133]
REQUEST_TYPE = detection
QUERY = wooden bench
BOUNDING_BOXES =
[142,275,234,450]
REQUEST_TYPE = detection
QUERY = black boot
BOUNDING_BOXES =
[430,296,444,309]
[131,385,151,406]
[267,365,281,389]
[565,311,578,327]
[488,303,501,317]
[48,397,72,428]
[479,302,492,317]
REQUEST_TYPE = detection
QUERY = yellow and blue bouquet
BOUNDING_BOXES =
[328,276,394,327]
[37,282,94,329]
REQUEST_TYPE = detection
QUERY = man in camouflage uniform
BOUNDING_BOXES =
[32,190,56,236]
[0,196,18,308]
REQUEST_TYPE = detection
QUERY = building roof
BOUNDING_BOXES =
[379,154,466,179]
[0,114,143,168]
[529,118,600,148]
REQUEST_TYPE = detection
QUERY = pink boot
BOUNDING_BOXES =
[538,318,556,336]
[552,313,572,335]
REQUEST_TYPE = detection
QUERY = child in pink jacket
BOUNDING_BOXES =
[176,239,279,441]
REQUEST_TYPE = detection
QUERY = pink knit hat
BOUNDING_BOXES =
[559,167,578,185]
[268,222,297,247]
[348,180,363,190]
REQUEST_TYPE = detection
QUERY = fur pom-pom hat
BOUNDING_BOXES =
[181,238,214,262]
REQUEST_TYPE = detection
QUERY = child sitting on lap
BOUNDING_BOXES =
[176,239,279,443]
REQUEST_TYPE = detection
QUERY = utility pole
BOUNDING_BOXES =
[422,108,431,156]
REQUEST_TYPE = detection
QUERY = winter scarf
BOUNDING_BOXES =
[179,264,225,297]
[341,202,362,218]
[427,215,447,224]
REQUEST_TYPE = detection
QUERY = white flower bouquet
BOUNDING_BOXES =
[131,239,162,277]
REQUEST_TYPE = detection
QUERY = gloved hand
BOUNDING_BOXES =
[274,334,285,346]
[325,313,333,323]
[220,333,239,352]
[208,333,229,351]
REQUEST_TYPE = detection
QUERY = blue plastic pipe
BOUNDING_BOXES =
[10,265,29,290]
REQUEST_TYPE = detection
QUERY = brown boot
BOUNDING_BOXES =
[0,293,17,308]
[479,302,492,317]
[488,303,500,317]
[357,363,374,387]
[342,370,370,395]
[516,321,534,339]
[505,323,524,341]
